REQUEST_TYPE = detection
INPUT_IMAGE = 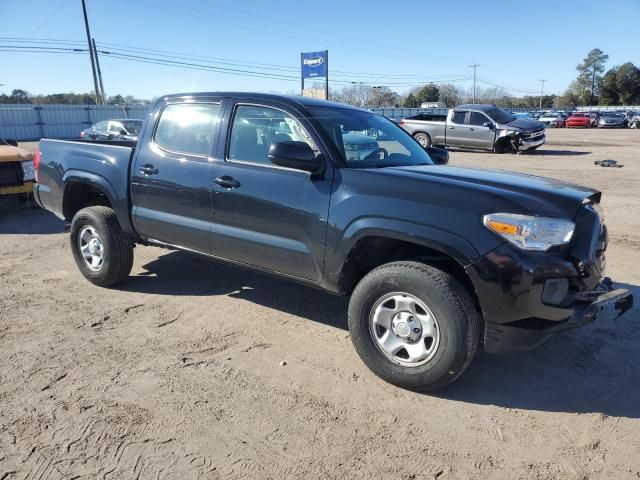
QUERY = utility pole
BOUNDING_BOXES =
[92,38,106,103]
[81,0,101,105]
[538,79,546,109]
[469,64,479,103]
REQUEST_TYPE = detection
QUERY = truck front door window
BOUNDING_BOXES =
[469,112,490,126]
[228,105,318,166]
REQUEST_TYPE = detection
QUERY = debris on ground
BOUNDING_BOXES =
[595,159,624,168]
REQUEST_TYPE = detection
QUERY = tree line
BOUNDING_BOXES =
[0,89,149,105]
[330,49,639,109]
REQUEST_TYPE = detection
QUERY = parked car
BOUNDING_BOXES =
[566,113,590,128]
[399,104,545,153]
[342,132,381,161]
[32,92,633,392]
[539,112,565,128]
[587,112,600,127]
[598,112,625,128]
[0,138,35,202]
[629,114,640,129]
[80,119,143,141]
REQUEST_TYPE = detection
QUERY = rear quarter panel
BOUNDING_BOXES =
[37,139,135,232]
[403,120,447,144]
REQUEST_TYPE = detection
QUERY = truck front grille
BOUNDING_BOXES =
[570,203,607,289]
[0,162,23,187]
[523,128,545,139]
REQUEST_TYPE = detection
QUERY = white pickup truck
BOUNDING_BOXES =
[399,104,546,153]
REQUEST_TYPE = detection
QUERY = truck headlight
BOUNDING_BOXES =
[483,213,575,251]
[21,160,35,181]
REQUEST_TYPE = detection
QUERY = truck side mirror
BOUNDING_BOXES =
[119,129,127,135]
[268,141,323,173]
[483,122,494,129]
[425,146,449,165]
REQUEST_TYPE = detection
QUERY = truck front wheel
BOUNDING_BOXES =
[70,206,134,287]
[348,261,480,391]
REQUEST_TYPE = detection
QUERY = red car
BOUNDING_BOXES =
[566,113,590,128]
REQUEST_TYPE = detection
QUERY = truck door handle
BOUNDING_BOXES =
[448,127,455,130]
[139,164,159,175]
[215,176,241,189]
[469,127,475,131]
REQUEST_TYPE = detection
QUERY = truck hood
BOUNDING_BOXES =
[387,164,599,218]
[499,118,545,131]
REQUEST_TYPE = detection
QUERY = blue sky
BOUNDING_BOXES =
[1,0,639,99]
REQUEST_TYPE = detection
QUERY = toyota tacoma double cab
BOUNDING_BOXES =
[400,104,546,153]
[33,93,633,391]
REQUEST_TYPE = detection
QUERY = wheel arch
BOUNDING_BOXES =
[330,224,481,312]
[62,171,134,234]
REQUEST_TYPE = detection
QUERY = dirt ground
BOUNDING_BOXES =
[1,128,639,479]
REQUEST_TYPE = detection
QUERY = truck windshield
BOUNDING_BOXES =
[309,106,433,168]
[485,108,516,124]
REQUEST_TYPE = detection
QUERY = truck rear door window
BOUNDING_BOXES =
[154,103,221,157]
[452,111,466,124]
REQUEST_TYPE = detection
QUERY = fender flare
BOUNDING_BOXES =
[324,217,481,293]
[61,170,134,234]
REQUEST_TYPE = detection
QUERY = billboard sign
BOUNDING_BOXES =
[301,51,327,79]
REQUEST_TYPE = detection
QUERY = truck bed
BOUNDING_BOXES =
[35,139,136,229]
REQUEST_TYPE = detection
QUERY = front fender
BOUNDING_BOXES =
[322,217,481,293]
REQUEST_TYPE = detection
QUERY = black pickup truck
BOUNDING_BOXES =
[33,92,633,391]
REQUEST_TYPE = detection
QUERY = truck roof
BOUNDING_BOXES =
[161,92,365,112]
[454,104,498,112]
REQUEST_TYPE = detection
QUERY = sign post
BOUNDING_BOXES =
[301,50,328,100]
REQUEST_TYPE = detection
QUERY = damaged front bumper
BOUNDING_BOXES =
[482,282,633,354]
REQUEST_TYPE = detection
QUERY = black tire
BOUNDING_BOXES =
[413,132,432,148]
[70,206,134,287]
[494,138,515,154]
[348,261,481,392]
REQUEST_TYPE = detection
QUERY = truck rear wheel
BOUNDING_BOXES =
[413,132,432,148]
[70,206,133,287]
[348,261,480,391]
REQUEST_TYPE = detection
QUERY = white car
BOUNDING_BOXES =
[539,112,565,128]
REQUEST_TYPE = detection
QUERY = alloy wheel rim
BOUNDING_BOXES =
[78,225,105,272]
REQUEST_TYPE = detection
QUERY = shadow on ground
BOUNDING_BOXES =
[0,207,66,234]
[439,281,640,418]
[526,149,590,156]
[446,147,589,156]
[120,250,348,330]
[122,250,639,417]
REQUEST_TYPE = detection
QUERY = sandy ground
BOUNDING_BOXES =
[1,128,639,479]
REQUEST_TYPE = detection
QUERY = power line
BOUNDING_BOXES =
[0,43,472,88]
[0,37,470,82]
